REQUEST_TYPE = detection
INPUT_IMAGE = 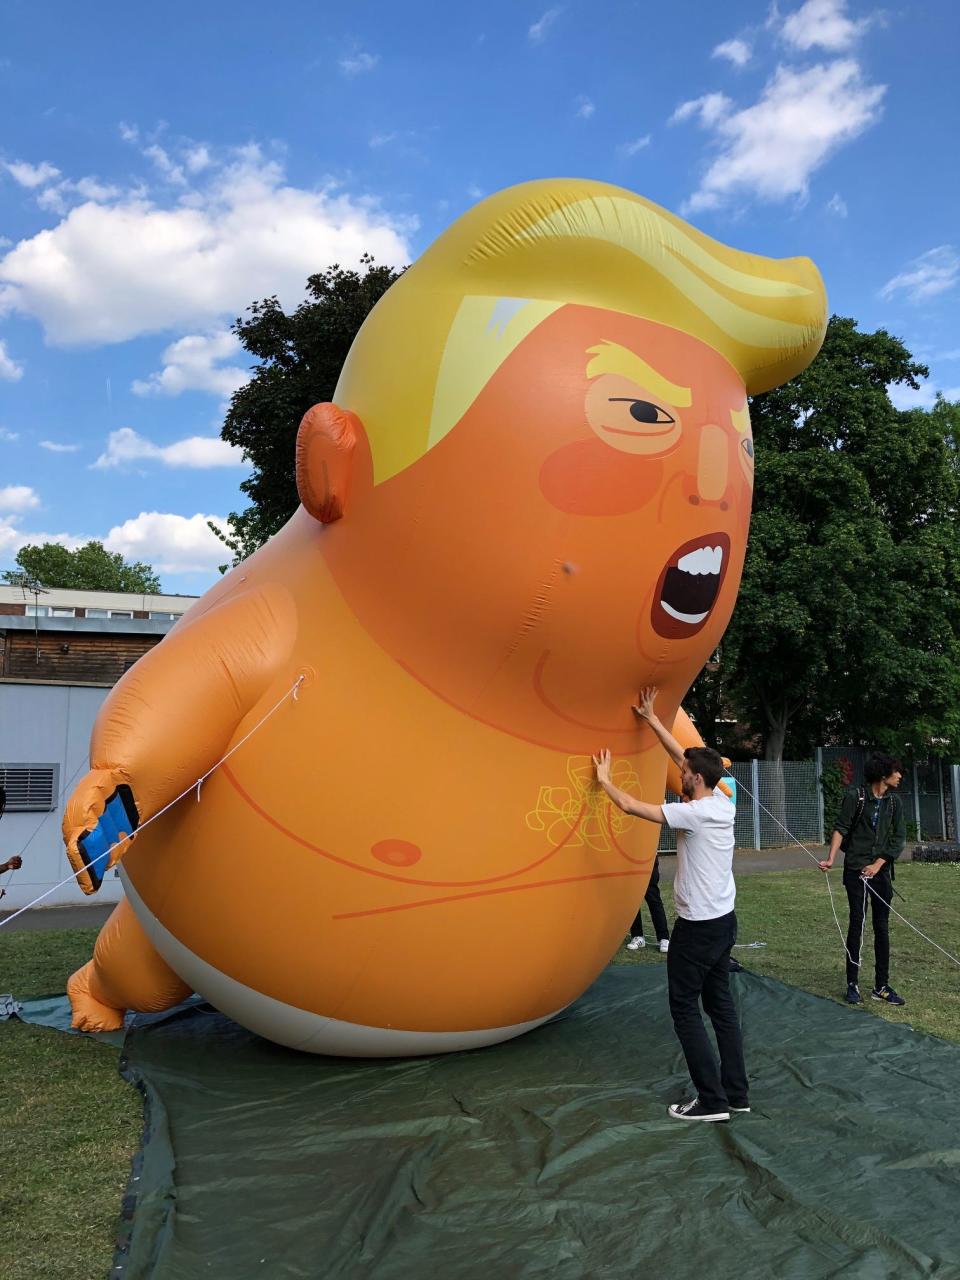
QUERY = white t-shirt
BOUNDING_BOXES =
[661,788,736,921]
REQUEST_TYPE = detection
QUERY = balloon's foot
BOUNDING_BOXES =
[67,963,124,1033]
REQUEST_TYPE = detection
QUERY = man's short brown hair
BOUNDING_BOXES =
[683,746,725,790]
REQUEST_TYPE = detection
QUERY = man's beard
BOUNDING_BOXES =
[681,776,696,799]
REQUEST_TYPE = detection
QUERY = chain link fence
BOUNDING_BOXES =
[656,750,954,852]
[657,759,824,853]
[820,746,950,842]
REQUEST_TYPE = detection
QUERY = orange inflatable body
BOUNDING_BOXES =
[63,179,826,1054]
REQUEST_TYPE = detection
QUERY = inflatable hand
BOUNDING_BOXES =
[63,769,138,895]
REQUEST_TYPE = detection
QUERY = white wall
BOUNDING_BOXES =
[0,682,123,910]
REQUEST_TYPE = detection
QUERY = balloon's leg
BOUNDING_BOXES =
[67,897,191,1032]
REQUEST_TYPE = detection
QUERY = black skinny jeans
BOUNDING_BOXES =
[843,864,893,989]
[667,911,748,1112]
[628,856,670,941]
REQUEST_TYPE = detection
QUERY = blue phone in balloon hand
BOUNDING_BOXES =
[77,786,139,891]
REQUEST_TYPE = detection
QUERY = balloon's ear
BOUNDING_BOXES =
[296,404,363,523]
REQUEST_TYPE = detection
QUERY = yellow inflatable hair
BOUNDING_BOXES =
[336,178,827,482]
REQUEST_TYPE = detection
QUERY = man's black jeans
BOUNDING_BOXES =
[667,911,748,1112]
[628,856,670,942]
[843,864,892,989]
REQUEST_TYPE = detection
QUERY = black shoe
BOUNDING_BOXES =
[872,984,906,1006]
[728,1102,751,1113]
[668,1097,729,1122]
[845,983,862,1004]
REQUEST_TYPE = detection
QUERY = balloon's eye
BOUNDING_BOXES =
[607,398,675,425]
[742,437,755,459]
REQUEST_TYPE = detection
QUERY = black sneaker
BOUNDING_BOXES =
[728,1103,751,1113]
[872,984,906,1006]
[845,983,862,1004]
[668,1098,729,1123]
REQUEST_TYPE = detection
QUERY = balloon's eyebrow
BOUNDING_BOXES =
[730,403,751,435]
[585,341,692,408]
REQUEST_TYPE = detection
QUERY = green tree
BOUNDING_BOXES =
[2,541,162,593]
[213,255,405,563]
[716,316,960,761]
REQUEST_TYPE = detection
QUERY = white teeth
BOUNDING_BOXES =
[661,602,710,624]
[676,545,723,576]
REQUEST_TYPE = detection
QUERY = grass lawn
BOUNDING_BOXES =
[1,863,958,1278]
[615,861,960,1044]
[0,929,140,1280]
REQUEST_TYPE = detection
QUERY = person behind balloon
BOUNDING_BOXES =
[625,854,670,953]
[594,688,746,1123]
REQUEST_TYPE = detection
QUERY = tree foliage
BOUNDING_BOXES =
[715,316,960,760]
[2,541,162,593]
[214,255,405,563]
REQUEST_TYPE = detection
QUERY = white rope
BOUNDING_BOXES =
[862,874,960,969]
[727,772,957,975]
[0,674,305,931]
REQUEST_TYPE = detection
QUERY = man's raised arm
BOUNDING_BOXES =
[633,687,685,769]
[593,749,666,825]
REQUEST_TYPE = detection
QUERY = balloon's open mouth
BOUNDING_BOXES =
[652,533,730,639]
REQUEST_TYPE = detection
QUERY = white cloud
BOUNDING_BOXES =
[879,247,960,304]
[826,192,848,216]
[119,122,139,143]
[0,505,229,576]
[143,144,186,185]
[781,0,874,52]
[0,484,40,512]
[676,60,885,213]
[0,516,84,560]
[0,427,19,442]
[184,146,211,174]
[575,95,595,119]
[619,135,652,157]
[369,131,397,149]
[0,339,23,380]
[529,8,561,42]
[887,380,960,411]
[466,184,485,201]
[35,174,122,216]
[713,38,752,67]
[0,146,413,345]
[103,511,229,574]
[39,440,81,453]
[339,50,378,76]
[4,160,60,189]
[93,427,245,470]
[670,93,732,127]
[132,330,250,398]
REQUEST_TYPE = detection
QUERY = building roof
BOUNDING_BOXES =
[0,585,197,612]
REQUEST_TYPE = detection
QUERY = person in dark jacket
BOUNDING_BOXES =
[819,753,906,1006]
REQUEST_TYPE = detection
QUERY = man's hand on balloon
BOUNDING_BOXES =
[593,748,612,786]
[632,686,659,724]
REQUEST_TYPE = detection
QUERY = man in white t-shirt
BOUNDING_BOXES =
[593,688,748,1123]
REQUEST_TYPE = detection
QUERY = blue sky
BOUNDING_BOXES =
[0,0,957,594]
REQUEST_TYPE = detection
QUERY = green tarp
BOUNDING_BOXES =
[21,968,960,1277]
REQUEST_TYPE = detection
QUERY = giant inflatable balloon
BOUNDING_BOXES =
[63,179,826,1055]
